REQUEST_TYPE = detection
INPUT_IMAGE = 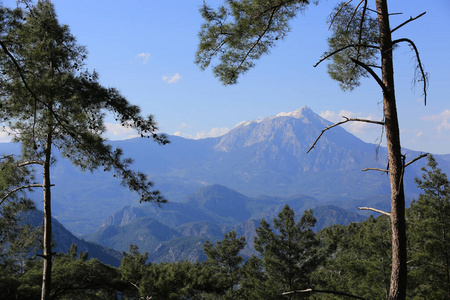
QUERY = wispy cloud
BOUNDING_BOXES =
[178,122,190,130]
[105,123,139,140]
[174,127,229,139]
[421,110,450,132]
[162,73,182,84]
[136,52,151,64]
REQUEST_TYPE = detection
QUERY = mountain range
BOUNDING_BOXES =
[84,184,366,262]
[1,106,448,255]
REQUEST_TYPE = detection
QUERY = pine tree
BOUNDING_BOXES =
[254,205,319,295]
[196,1,428,298]
[0,2,168,299]
[408,155,450,299]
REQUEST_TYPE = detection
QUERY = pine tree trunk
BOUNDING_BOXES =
[376,1,407,299]
[41,125,53,300]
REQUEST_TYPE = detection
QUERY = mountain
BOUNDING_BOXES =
[1,106,447,235]
[23,210,122,267]
[85,184,366,262]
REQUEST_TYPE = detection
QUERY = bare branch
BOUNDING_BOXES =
[405,153,428,168]
[307,117,384,153]
[358,207,390,216]
[17,160,44,167]
[392,38,428,105]
[350,58,387,94]
[314,44,379,67]
[388,12,403,16]
[391,12,426,33]
[282,288,368,299]
[362,167,388,173]
[1,183,44,205]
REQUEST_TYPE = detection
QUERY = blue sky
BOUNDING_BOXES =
[2,0,449,154]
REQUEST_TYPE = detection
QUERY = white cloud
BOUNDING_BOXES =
[178,122,190,130]
[162,73,182,84]
[421,110,450,131]
[319,109,383,142]
[0,128,12,143]
[136,52,151,64]
[174,127,230,139]
[105,123,139,140]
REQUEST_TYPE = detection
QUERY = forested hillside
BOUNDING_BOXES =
[1,156,448,299]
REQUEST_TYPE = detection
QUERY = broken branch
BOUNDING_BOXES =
[362,167,388,173]
[404,153,428,168]
[358,207,390,216]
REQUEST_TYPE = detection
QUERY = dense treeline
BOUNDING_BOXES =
[0,156,448,299]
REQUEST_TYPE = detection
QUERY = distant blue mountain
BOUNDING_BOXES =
[85,184,366,262]
[0,106,447,235]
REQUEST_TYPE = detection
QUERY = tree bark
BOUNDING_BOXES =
[41,124,53,300]
[376,0,407,299]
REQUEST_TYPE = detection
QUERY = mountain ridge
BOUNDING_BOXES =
[0,106,447,235]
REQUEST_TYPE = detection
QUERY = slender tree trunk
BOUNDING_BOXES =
[376,1,407,299]
[41,124,53,300]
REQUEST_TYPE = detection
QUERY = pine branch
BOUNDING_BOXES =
[392,38,428,105]
[314,44,379,67]
[362,167,388,173]
[282,288,368,299]
[350,58,387,94]
[234,7,277,75]
[405,153,428,168]
[358,207,390,216]
[328,0,354,29]
[1,184,44,205]
[307,116,384,153]
[391,12,426,33]
[17,160,45,167]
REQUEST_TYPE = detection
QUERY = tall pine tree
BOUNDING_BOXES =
[196,1,428,298]
[408,155,450,299]
[0,1,168,299]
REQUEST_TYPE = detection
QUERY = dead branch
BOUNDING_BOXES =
[362,167,388,173]
[404,153,428,168]
[282,288,368,299]
[392,38,428,105]
[314,44,379,67]
[17,160,45,167]
[391,12,426,33]
[1,183,44,205]
[307,117,384,153]
[358,207,390,216]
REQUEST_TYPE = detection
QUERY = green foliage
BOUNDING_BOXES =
[407,155,450,299]
[0,155,40,275]
[202,231,246,298]
[325,2,379,90]
[196,0,309,85]
[255,205,319,294]
[313,216,391,299]
[0,0,168,203]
